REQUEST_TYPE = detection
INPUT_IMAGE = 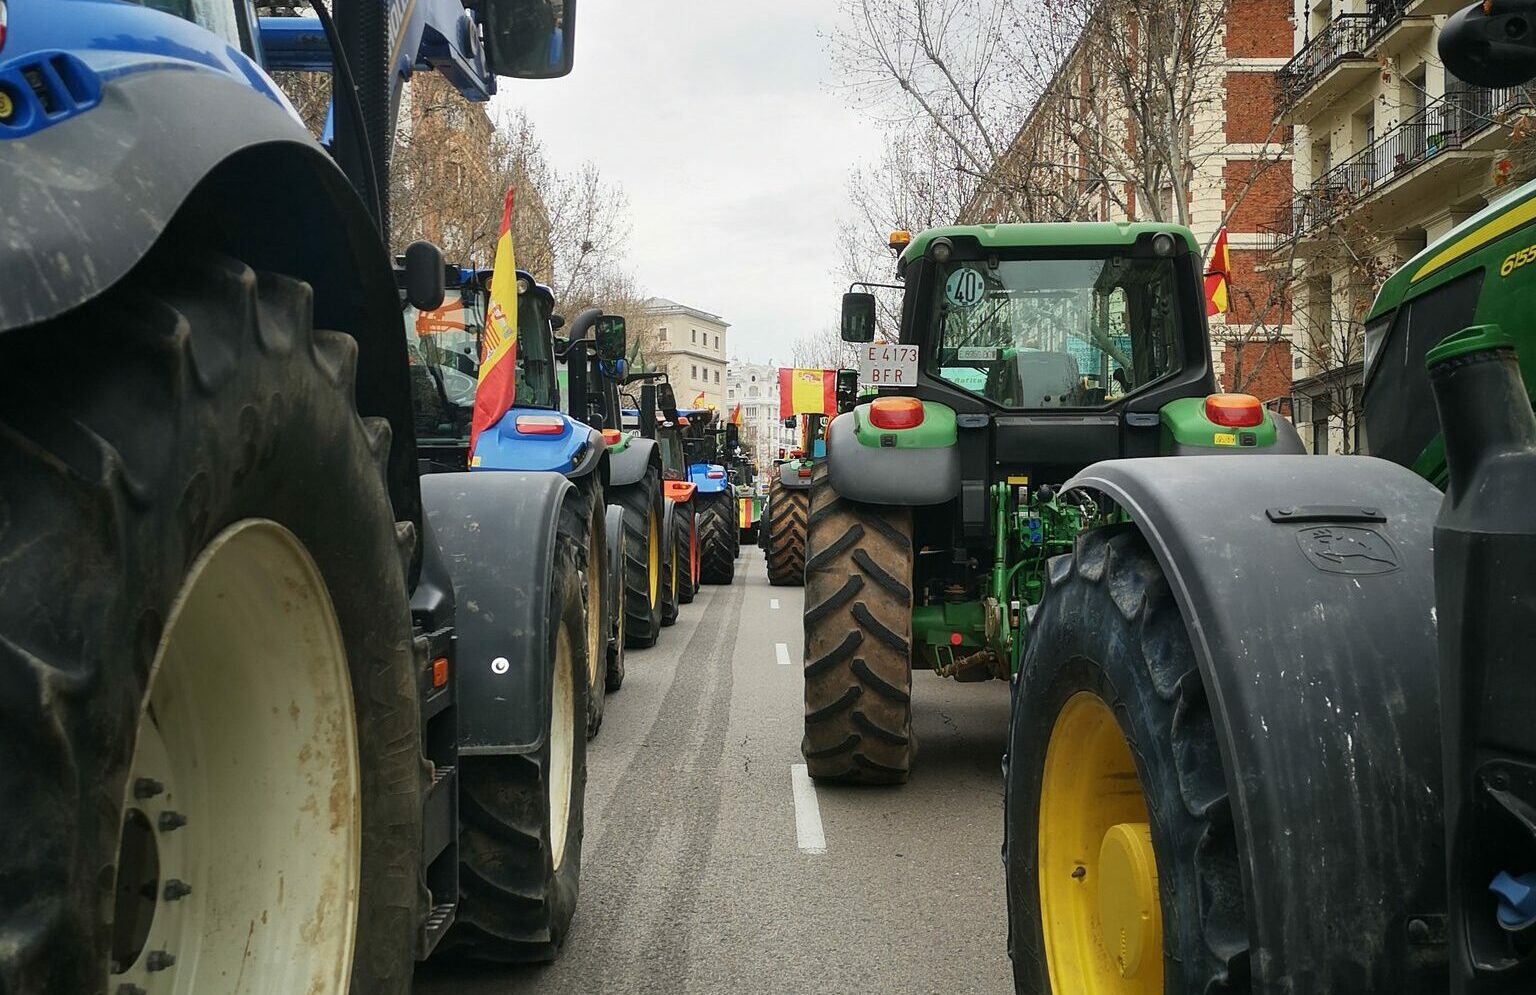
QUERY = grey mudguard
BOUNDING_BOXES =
[825,411,960,506]
[778,464,813,490]
[0,64,423,538]
[608,436,659,487]
[423,470,574,755]
[1061,455,1447,991]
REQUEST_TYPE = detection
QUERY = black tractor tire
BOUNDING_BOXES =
[438,528,589,964]
[569,476,607,740]
[800,463,915,784]
[610,465,663,648]
[1003,523,1247,993]
[660,498,681,626]
[697,491,737,584]
[765,476,808,586]
[675,499,698,605]
[603,503,628,692]
[0,251,425,993]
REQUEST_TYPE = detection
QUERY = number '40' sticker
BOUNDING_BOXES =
[944,268,987,308]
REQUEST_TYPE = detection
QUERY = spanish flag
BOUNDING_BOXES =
[471,186,519,456]
[730,402,742,427]
[1205,227,1231,317]
[778,368,837,419]
[693,391,707,409]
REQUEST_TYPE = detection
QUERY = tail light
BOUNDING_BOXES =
[0,3,8,56]
[869,396,924,430]
[798,467,813,478]
[707,470,725,479]
[515,415,566,436]
[601,428,623,446]
[1204,393,1263,428]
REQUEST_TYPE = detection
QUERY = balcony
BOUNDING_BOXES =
[1263,85,1536,253]
[1277,14,1376,124]
[1365,0,1435,59]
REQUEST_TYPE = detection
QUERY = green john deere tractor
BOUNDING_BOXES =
[805,221,1306,784]
[991,7,1536,993]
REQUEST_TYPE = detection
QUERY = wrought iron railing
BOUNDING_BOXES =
[1364,0,1410,42]
[1264,85,1536,251]
[1277,14,1373,111]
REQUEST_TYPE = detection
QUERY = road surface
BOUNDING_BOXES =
[415,546,1014,994]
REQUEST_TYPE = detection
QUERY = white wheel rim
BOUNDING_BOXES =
[111,520,361,994]
[549,623,576,870]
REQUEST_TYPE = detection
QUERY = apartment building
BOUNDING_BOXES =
[726,362,797,482]
[1263,0,1534,452]
[644,297,730,410]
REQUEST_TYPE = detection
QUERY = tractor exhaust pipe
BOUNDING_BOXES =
[1429,324,1536,991]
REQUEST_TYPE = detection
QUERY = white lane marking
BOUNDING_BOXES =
[791,763,826,854]
[775,642,792,666]
[770,598,780,610]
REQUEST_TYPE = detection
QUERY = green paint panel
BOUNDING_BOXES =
[1158,397,1277,452]
[851,401,957,449]
[605,431,633,454]
[900,221,1200,267]
[913,601,987,648]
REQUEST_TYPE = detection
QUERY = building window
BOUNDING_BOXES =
[691,364,698,378]
[659,326,668,341]
[714,334,719,349]
[1312,419,1331,455]
[714,370,720,383]
[691,329,697,343]
[749,386,759,398]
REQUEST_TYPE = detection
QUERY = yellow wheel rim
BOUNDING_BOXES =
[587,516,603,690]
[1038,692,1162,995]
[648,506,660,608]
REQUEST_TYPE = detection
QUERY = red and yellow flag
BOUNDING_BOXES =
[693,391,707,409]
[1205,227,1231,317]
[730,402,742,427]
[778,368,837,419]
[471,186,519,455]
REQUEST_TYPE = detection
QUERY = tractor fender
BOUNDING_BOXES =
[422,470,576,755]
[778,463,814,490]
[1062,454,1448,990]
[663,480,697,504]
[474,412,603,475]
[603,504,625,640]
[688,463,730,494]
[824,411,959,505]
[0,33,420,536]
[609,435,660,488]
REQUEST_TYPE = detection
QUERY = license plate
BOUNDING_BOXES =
[860,344,919,386]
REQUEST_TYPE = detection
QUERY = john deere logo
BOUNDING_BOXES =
[1296,526,1400,576]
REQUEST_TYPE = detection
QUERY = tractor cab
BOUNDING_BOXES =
[837,224,1292,487]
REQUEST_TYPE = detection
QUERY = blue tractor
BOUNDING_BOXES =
[411,265,628,738]
[678,408,740,584]
[1,1,591,991]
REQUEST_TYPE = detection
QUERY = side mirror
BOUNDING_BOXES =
[404,241,445,311]
[551,313,566,332]
[657,382,680,422]
[596,314,627,362]
[841,292,876,343]
[1440,0,1536,86]
[784,416,797,429]
[482,0,576,79]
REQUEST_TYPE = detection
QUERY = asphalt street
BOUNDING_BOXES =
[415,546,1014,995]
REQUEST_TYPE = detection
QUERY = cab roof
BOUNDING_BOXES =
[900,222,1201,267]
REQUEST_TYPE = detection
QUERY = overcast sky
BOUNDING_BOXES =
[494,0,884,366]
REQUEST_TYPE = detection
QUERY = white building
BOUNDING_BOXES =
[726,361,797,482]
[645,298,730,410]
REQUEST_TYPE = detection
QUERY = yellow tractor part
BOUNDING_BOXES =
[1038,691,1162,994]
[648,506,660,607]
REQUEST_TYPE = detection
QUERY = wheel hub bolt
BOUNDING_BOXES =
[145,950,176,972]
[133,778,164,800]
[157,811,188,832]
[163,879,192,901]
